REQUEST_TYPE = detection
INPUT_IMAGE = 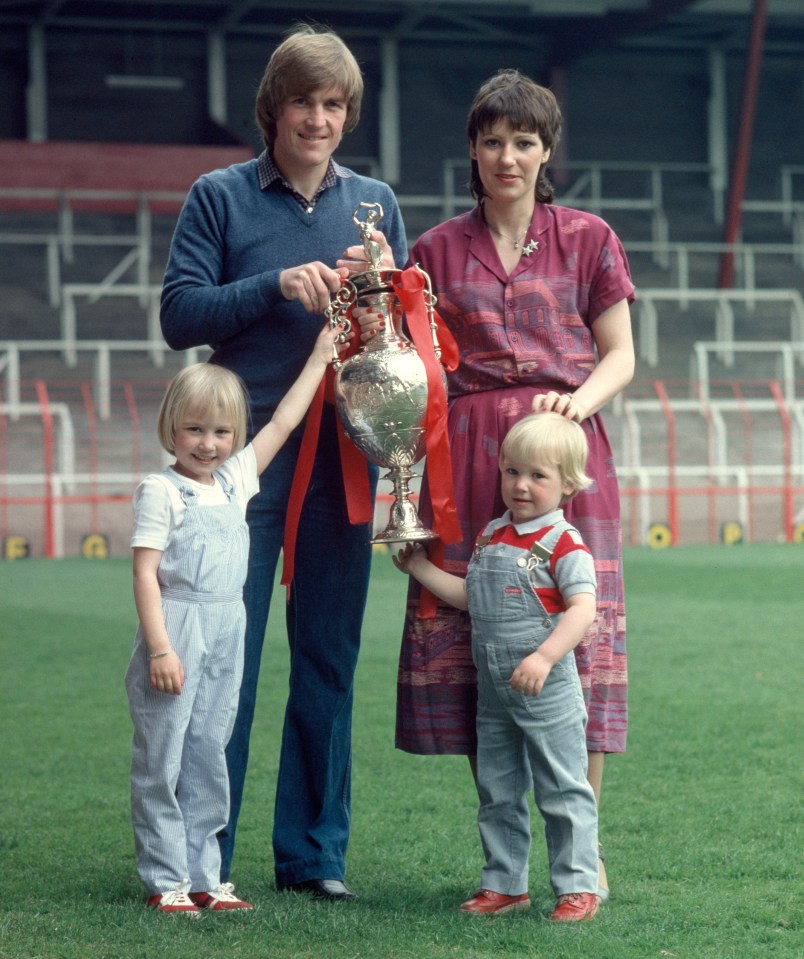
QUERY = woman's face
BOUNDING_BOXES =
[470,120,550,205]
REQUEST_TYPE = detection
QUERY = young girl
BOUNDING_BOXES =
[394,412,601,922]
[125,322,345,915]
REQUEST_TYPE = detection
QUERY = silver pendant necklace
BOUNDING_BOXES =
[488,223,528,249]
[487,222,540,257]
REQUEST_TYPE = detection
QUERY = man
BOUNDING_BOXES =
[160,24,407,901]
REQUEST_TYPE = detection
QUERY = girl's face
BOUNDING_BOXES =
[171,403,235,485]
[499,453,573,525]
[470,120,550,206]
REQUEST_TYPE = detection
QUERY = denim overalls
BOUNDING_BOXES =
[466,515,599,898]
[125,471,248,895]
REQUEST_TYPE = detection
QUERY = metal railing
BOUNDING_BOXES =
[1,339,210,419]
[635,288,804,368]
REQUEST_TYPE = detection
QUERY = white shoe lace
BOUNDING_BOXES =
[159,889,196,907]
[211,882,241,903]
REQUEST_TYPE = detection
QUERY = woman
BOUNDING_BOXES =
[391,69,635,899]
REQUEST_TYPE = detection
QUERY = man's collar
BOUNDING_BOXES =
[257,149,351,192]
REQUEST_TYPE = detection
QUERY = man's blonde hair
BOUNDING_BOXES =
[255,24,364,150]
[500,412,591,497]
[157,363,249,455]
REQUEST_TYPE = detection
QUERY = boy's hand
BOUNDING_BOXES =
[393,542,426,575]
[510,649,552,697]
[149,650,185,695]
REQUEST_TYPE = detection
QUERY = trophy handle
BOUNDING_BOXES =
[325,279,357,368]
[414,263,441,362]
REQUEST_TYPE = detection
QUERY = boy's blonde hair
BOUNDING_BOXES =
[500,412,592,497]
[157,363,249,455]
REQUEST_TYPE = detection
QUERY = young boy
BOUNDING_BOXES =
[394,411,601,921]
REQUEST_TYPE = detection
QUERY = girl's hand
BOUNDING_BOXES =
[314,322,353,364]
[149,650,185,695]
[509,650,552,697]
[532,390,585,423]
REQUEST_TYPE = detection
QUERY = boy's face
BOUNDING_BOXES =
[499,453,574,525]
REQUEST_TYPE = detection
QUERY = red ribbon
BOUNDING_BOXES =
[281,336,372,597]
[392,267,461,547]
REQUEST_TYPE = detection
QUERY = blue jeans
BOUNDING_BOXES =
[219,414,377,887]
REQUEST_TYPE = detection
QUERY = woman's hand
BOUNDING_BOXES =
[532,390,585,422]
[350,305,388,343]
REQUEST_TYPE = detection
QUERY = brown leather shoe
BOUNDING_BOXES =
[550,892,600,922]
[459,889,530,914]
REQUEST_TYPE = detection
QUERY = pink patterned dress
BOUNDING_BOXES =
[396,202,634,755]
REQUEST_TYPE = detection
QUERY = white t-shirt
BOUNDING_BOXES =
[131,445,259,552]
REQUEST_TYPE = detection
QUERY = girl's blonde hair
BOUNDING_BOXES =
[157,363,249,455]
[500,412,592,497]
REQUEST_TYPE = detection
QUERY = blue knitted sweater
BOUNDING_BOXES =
[160,157,407,431]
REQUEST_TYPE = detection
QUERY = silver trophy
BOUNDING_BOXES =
[326,202,445,543]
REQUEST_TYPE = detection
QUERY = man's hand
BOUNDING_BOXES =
[336,229,396,275]
[280,261,348,314]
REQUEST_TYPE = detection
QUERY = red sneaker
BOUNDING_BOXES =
[459,889,530,914]
[146,889,200,915]
[550,892,600,922]
[189,883,254,911]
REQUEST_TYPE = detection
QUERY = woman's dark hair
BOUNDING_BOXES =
[466,69,563,204]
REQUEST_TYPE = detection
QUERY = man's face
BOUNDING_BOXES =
[272,85,348,177]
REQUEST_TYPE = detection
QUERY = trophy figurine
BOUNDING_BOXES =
[326,202,446,543]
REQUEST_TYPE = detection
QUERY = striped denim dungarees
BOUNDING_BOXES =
[467,520,599,898]
[125,471,248,895]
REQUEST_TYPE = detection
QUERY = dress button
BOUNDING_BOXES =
[517,557,527,567]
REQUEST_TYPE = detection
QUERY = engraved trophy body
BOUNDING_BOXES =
[327,202,445,543]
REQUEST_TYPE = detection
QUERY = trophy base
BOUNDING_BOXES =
[371,523,437,545]
[372,467,437,544]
